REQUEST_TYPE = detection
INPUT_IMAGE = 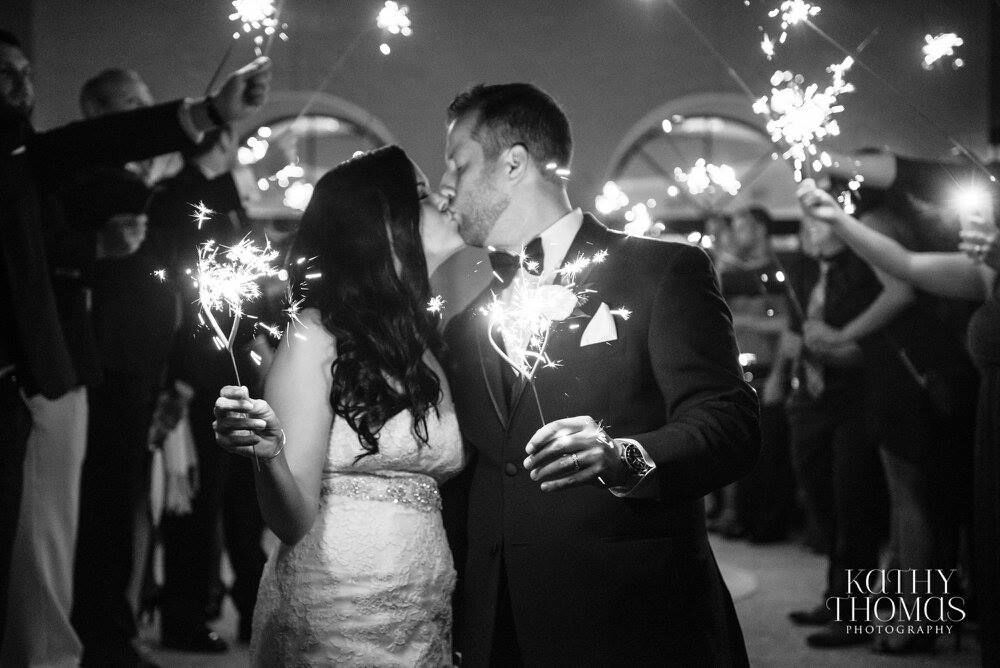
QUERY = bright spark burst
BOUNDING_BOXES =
[595,180,629,215]
[152,269,167,282]
[673,159,742,196]
[377,1,412,35]
[229,0,288,55]
[257,321,282,340]
[190,201,215,230]
[922,33,964,70]
[376,1,412,54]
[283,295,304,327]
[753,57,854,181]
[196,237,280,322]
[484,250,613,382]
[768,0,821,44]
[427,295,446,315]
[761,33,776,59]
[610,307,632,320]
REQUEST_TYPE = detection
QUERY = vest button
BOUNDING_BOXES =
[504,462,518,477]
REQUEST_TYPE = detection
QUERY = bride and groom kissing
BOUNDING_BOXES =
[215,82,760,666]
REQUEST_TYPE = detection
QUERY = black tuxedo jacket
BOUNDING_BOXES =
[0,102,196,398]
[442,215,759,666]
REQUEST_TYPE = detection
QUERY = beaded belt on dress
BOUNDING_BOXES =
[321,473,442,513]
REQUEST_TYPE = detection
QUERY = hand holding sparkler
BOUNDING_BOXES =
[195,57,273,134]
[522,416,626,492]
[212,56,272,118]
[214,385,286,462]
[797,178,847,225]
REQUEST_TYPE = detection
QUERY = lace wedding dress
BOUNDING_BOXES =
[251,359,464,666]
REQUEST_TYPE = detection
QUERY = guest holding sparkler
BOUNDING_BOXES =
[437,83,759,666]
[0,26,271,665]
[799,176,998,664]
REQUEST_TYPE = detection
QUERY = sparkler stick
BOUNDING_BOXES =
[205,42,236,96]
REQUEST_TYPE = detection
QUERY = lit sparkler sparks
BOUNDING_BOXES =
[595,181,629,216]
[376,1,412,55]
[152,269,167,282]
[768,0,821,44]
[922,33,964,70]
[229,0,288,55]
[191,201,215,230]
[753,57,855,181]
[761,33,776,59]
[673,159,742,196]
[427,295,446,315]
[195,234,279,467]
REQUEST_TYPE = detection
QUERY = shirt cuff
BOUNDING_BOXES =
[608,438,658,500]
[177,98,205,145]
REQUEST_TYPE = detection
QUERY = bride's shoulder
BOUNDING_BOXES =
[284,307,337,360]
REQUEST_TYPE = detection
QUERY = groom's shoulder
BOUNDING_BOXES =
[596,221,712,277]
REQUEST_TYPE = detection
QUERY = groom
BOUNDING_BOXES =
[438,83,760,666]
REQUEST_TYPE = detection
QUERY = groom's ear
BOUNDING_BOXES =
[502,143,529,181]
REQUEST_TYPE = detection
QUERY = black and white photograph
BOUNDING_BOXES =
[0,0,997,665]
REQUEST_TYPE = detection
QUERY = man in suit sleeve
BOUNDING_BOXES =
[0,29,271,665]
[437,83,759,667]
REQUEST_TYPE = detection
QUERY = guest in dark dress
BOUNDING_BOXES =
[799,176,998,664]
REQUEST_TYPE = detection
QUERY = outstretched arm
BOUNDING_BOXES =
[798,180,987,301]
[215,308,335,545]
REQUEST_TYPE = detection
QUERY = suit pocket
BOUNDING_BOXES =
[574,337,628,360]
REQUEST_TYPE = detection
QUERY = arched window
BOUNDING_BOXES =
[234,91,395,220]
[599,93,800,236]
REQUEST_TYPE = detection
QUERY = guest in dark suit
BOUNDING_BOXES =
[438,83,760,666]
[0,29,271,664]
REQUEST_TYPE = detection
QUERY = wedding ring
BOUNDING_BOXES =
[571,453,581,472]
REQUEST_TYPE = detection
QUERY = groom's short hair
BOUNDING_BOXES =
[448,83,572,179]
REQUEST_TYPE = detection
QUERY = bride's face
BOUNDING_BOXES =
[412,161,465,275]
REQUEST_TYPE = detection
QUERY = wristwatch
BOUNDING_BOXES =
[619,440,653,477]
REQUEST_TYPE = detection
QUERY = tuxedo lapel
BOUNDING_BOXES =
[508,215,613,416]
[475,315,510,430]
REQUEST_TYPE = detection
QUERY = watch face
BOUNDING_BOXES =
[623,444,649,474]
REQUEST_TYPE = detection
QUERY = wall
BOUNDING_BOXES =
[21,0,991,204]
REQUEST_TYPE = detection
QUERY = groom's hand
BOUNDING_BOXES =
[523,416,625,492]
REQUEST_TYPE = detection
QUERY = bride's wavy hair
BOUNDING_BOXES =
[289,145,443,456]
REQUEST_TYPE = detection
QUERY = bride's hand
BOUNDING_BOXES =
[214,385,284,460]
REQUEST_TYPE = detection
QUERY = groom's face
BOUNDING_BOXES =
[441,113,511,248]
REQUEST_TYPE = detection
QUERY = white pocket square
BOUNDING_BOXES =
[580,302,618,346]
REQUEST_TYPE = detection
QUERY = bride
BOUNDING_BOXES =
[213,145,466,665]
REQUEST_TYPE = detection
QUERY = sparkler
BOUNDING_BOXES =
[195,234,280,464]
[427,295,446,315]
[768,0,821,44]
[229,0,288,56]
[190,201,215,230]
[674,159,742,196]
[483,249,612,423]
[922,33,964,70]
[753,57,855,181]
[376,1,412,55]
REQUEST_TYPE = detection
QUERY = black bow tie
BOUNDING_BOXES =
[487,237,545,286]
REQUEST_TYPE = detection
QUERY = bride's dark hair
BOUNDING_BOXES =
[289,145,443,455]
